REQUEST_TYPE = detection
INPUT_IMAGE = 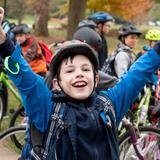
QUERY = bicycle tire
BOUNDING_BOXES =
[0,126,26,153]
[1,83,8,115]
[9,107,26,150]
[119,126,160,160]
[9,107,25,127]
[0,92,4,120]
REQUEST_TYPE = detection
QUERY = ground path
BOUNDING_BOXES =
[0,144,19,160]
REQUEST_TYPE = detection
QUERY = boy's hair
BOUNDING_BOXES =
[49,40,99,79]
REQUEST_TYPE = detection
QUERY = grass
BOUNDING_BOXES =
[1,83,21,131]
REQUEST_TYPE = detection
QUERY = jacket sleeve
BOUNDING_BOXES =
[0,37,15,59]
[102,49,160,124]
[0,39,52,132]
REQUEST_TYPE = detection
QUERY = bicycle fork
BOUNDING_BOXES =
[122,118,144,160]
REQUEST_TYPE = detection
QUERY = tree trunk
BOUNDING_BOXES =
[33,0,49,36]
[67,0,87,40]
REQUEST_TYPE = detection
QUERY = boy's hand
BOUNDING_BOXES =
[0,7,6,44]
[0,7,4,24]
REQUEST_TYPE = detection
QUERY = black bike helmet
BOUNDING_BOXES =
[118,25,142,41]
[73,27,102,51]
[77,19,97,29]
[12,24,30,34]
[50,40,99,79]
[88,11,114,24]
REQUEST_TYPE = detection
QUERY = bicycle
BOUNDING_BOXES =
[0,126,26,154]
[133,83,153,127]
[0,62,22,121]
[119,117,160,160]
[118,82,160,159]
[0,60,26,150]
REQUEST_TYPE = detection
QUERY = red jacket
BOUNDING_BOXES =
[21,37,47,75]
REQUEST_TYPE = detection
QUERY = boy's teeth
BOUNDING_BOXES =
[74,82,86,87]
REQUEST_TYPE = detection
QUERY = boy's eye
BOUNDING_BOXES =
[65,69,74,73]
[83,68,91,72]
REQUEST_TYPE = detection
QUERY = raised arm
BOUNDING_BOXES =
[0,7,52,132]
[103,47,160,124]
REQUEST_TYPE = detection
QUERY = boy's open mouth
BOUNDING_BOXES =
[72,81,87,87]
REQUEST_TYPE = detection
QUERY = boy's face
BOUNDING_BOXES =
[15,33,27,44]
[57,54,99,100]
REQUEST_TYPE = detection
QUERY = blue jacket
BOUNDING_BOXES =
[1,38,160,160]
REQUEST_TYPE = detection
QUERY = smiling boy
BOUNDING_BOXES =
[1,7,160,160]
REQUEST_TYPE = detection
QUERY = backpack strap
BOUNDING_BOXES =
[98,95,119,159]
[31,102,68,160]
[101,50,119,77]
[97,95,116,127]
[42,102,66,159]
[98,95,115,118]
[30,124,44,160]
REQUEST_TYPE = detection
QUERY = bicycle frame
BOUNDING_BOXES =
[119,85,156,159]
[0,71,22,104]
[135,85,151,126]
[120,117,160,160]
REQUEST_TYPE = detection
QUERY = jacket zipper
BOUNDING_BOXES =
[87,108,99,160]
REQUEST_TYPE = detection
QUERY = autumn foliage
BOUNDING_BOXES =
[87,0,154,21]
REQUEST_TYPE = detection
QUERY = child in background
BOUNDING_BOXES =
[102,24,142,78]
[136,29,160,60]
[12,24,47,77]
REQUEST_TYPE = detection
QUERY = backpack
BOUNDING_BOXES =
[30,95,117,160]
[101,51,119,77]
[38,41,53,65]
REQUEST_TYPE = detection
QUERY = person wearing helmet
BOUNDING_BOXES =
[88,11,114,69]
[73,26,118,91]
[45,26,118,92]
[145,29,160,47]
[12,24,47,77]
[136,29,160,60]
[46,26,118,91]
[102,24,142,78]
[2,6,160,159]
[144,29,160,122]
[73,26,102,52]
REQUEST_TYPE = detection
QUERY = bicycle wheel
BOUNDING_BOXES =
[1,83,8,116]
[9,107,26,150]
[119,126,160,160]
[0,126,26,155]
[9,107,25,127]
[0,92,4,120]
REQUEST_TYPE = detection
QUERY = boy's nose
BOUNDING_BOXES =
[76,69,84,78]
[76,73,83,78]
